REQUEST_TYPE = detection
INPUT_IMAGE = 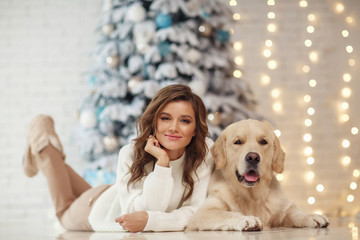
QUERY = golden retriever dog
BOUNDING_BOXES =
[187,119,330,231]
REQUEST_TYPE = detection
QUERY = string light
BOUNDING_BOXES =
[233,70,243,78]
[267,23,278,32]
[316,184,324,192]
[308,196,316,205]
[305,39,312,47]
[335,3,345,13]
[307,157,315,165]
[233,13,241,20]
[341,156,351,166]
[299,0,308,8]
[303,133,312,142]
[345,45,353,53]
[233,41,243,51]
[342,73,351,82]
[304,147,313,156]
[261,75,271,85]
[267,60,278,69]
[351,127,358,135]
[308,79,317,87]
[341,139,350,148]
[353,170,360,178]
[306,171,315,181]
[304,95,311,103]
[265,39,273,47]
[347,195,354,203]
[307,26,315,33]
[276,174,284,181]
[304,119,312,127]
[229,0,237,7]
[350,182,357,190]
[271,88,280,98]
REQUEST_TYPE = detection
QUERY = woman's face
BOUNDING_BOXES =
[155,100,196,160]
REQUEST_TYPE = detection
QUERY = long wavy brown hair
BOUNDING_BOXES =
[128,84,209,201]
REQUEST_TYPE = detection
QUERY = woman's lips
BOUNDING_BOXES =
[165,134,182,140]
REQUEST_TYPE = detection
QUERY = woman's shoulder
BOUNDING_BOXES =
[118,142,136,163]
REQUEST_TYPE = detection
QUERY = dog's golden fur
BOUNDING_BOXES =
[187,119,329,231]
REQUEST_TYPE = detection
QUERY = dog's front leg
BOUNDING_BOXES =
[283,204,330,228]
[187,196,263,231]
[187,208,262,231]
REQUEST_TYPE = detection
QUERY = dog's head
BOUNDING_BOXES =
[211,119,285,188]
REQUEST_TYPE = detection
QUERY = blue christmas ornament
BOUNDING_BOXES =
[156,13,172,29]
[217,29,230,43]
[157,41,171,57]
[88,76,96,89]
[201,7,210,18]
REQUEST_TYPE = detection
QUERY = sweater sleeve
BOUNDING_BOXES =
[116,143,174,213]
[143,139,214,232]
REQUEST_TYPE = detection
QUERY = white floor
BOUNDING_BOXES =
[0,217,358,240]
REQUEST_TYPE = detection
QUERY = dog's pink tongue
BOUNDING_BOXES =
[245,172,258,182]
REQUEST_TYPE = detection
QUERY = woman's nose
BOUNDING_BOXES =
[169,121,179,132]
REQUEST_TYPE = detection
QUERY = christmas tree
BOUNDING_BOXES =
[73,0,260,185]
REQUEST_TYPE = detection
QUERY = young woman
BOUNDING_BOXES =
[23,84,214,232]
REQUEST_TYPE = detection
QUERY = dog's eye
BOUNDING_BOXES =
[234,140,242,145]
[260,139,268,145]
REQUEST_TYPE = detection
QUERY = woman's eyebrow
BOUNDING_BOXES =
[159,112,193,119]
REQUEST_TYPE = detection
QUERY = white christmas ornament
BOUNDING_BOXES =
[126,3,146,23]
[128,76,143,94]
[80,110,97,128]
[103,135,119,152]
[186,48,202,63]
[102,24,114,36]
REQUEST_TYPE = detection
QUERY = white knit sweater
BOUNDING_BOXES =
[88,138,214,232]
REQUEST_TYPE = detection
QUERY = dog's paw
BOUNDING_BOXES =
[302,214,330,228]
[235,216,263,231]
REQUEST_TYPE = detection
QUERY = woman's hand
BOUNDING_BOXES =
[115,211,149,233]
[144,135,170,167]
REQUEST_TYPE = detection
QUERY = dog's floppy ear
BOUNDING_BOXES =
[272,133,285,173]
[262,120,285,173]
[210,132,227,169]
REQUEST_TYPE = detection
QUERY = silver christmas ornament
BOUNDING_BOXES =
[207,112,222,126]
[103,135,119,152]
[102,24,114,36]
[199,23,213,37]
[128,76,143,93]
[106,55,120,68]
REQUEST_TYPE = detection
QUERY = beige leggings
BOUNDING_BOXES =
[38,144,110,231]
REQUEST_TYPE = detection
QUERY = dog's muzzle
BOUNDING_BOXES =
[236,152,261,187]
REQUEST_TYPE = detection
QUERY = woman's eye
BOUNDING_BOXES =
[260,139,268,145]
[160,117,170,121]
[181,119,191,124]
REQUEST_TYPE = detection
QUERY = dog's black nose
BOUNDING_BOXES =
[245,152,260,165]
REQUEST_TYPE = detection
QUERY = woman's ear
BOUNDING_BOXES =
[211,133,227,169]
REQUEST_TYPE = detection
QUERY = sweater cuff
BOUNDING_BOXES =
[153,163,172,175]
[143,211,155,231]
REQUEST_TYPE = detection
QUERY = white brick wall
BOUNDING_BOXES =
[0,0,359,227]
[0,0,101,225]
